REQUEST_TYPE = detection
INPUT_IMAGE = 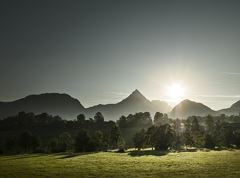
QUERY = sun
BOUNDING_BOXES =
[167,83,186,102]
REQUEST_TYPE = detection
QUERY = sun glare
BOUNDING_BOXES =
[167,83,186,102]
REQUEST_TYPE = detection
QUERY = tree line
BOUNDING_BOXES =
[0,112,122,154]
[0,111,240,154]
[131,113,240,151]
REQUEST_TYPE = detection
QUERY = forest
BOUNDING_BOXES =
[0,111,240,154]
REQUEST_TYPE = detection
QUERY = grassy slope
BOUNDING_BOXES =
[0,150,240,178]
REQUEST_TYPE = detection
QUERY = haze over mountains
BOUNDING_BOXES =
[0,90,239,120]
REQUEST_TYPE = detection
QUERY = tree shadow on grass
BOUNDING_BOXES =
[127,148,236,157]
[57,152,96,159]
[0,154,45,160]
[128,150,168,157]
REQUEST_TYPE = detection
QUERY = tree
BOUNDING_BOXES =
[94,112,104,123]
[172,119,183,150]
[145,126,156,150]
[48,138,58,153]
[91,130,105,151]
[204,134,215,149]
[75,129,91,152]
[223,126,235,147]
[183,118,194,147]
[58,132,73,152]
[191,117,200,133]
[77,114,86,124]
[133,129,146,150]
[18,131,39,153]
[205,115,214,134]
[173,118,182,135]
[4,137,17,153]
[213,119,225,147]
[109,125,121,149]
[191,117,204,147]
[234,130,240,148]
[143,112,152,122]
[116,115,127,128]
[153,112,164,125]
[151,124,174,151]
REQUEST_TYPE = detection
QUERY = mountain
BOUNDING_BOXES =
[4,90,239,121]
[85,89,172,120]
[170,99,215,119]
[218,100,240,115]
[0,90,171,121]
[0,93,85,120]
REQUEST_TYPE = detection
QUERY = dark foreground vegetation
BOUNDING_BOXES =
[0,111,240,154]
[129,113,240,151]
[0,112,122,154]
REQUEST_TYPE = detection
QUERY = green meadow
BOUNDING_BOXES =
[0,150,240,178]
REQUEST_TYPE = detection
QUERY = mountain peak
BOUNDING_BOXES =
[119,89,150,105]
[127,89,149,101]
[131,89,142,96]
[181,99,193,104]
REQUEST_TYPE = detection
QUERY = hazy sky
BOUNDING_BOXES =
[1,0,240,110]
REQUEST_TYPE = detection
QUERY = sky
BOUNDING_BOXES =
[1,0,240,110]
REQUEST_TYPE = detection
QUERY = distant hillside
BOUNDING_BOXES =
[170,99,215,119]
[0,93,85,120]
[0,90,171,121]
[85,90,172,120]
[1,91,239,121]
[218,100,240,116]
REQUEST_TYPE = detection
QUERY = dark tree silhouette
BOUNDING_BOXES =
[77,114,86,124]
[153,112,164,125]
[109,125,121,149]
[91,130,105,151]
[133,129,146,150]
[18,131,39,153]
[94,112,104,123]
[116,115,127,128]
[75,129,91,152]
[150,124,174,151]
[205,115,214,134]
[204,134,215,149]
[57,132,74,152]
[183,118,194,147]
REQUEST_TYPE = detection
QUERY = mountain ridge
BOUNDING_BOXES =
[170,99,216,118]
[0,91,239,120]
[0,93,85,120]
[85,90,171,120]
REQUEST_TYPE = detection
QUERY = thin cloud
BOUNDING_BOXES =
[193,94,240,98]
[105,91,129,98]
[223,72,240,75]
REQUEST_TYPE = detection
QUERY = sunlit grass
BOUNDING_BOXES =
[0,150,240,178]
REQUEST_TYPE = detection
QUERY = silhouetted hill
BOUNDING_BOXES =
[218,100,240,115]
[151,100,172,113]
[1,91,238,121]
[0,93,85,120]
[170,99,215,119]
[85,89,172,120]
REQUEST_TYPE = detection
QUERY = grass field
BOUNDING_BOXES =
[0,150,240,178]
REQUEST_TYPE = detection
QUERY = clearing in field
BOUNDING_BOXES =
[0,150,240,178]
